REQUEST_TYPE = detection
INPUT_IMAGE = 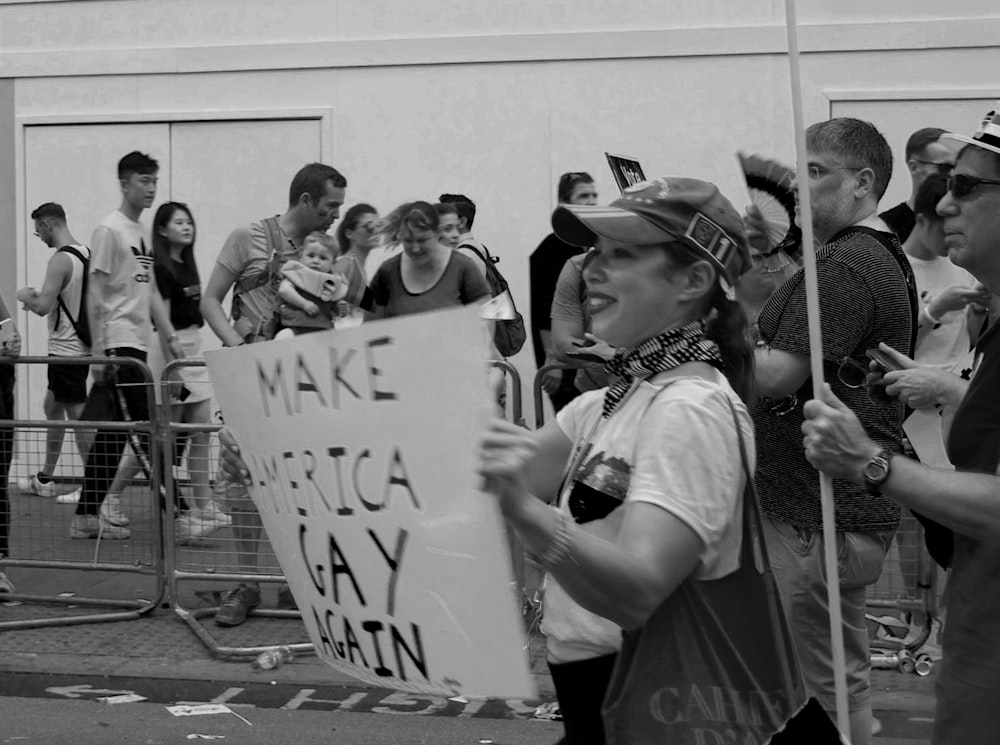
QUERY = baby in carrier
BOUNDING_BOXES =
[274,232,348,338]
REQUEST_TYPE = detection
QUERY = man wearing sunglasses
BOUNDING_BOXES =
[879,127,958,242]
[746,117,916,745]
[803,103,1000,745]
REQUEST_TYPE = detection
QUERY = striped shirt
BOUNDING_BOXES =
[751,228,914,532]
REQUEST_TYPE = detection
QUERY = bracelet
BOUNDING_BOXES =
[530,510,577,571]
[922,305,942,325]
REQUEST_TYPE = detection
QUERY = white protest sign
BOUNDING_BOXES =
[206,306,534,698]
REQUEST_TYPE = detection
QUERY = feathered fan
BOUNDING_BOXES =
[737,151,803,275]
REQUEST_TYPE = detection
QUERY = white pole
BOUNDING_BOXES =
[782,1,852,741]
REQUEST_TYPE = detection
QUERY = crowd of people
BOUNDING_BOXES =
[0,154,501,624]
[513,113,999,745]
[2,103,999,744]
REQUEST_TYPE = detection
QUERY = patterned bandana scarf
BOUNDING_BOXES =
[602,320,723,417]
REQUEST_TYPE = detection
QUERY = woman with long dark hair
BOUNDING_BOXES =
[149,201,229,534]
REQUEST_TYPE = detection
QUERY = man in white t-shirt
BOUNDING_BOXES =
[75,151,184,540]
[17,203,90,500]
[903,173,991,369]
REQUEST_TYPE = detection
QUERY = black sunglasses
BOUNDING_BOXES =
[946,173,1000,199]
[911,158,953,175]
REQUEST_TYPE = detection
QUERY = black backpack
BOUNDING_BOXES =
[460,241,526,358]
[55,245,92,349]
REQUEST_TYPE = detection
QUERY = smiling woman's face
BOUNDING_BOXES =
[581,238,690,349]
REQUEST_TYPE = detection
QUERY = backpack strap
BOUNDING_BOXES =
[55,245,90,339]
[235,216,287,295]
[459,241,494,265]
[831,225,919,358]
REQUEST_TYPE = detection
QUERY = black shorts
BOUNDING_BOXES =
[48,357,90,404]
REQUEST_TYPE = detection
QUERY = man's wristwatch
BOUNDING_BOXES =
[862,448,894,495]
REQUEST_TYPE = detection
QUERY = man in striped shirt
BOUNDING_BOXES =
[746,118,915,745]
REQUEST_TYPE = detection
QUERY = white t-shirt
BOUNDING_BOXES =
[543,369,754,663]
[908,254,978,370]
[91,210,154,352]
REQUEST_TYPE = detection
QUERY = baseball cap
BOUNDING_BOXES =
[941,102,1000,157]
[551,176,751,285]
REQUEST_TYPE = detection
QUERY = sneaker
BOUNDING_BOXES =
[0,571,14,594]
[99,494,130,527]
[175,512,222,544]
[277,584,298,610]
[55,487,82,505]
[197,501,232,529]
[919,617,944,661]
[69,514,131,540]
[29,474,58,498]
[215,583,260,627]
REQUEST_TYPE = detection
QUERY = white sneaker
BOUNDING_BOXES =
[29,474,58,498]
[55,488,82,505]
[175,512,221,544]
[198,501,232,528]
[69,514,131,540]
[99,494,130,527]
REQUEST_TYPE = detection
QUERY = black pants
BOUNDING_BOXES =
[77,348,187,516]
[0,365,15,556]
[548,653,617,745]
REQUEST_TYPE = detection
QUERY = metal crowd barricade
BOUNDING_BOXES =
[487,358,524,427]
[486,359,537,619]
[160,358,313,660]
[865,512,938,657]
[0,356,164,630]
[533,362,575,427]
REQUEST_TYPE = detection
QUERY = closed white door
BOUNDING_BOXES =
[17,118,323,475]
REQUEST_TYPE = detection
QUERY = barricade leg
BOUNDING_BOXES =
[158,361,314,660]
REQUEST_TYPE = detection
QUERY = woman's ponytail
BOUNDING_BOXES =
[706,288,755,404]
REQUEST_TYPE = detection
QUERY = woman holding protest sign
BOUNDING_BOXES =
[368,200,490,319]
[476,178,804,744]
[215,180,804,744]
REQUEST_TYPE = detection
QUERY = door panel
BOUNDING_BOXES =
[20,123,172,425]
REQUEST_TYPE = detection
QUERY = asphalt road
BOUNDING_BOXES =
[0,670,935,744]
[0,695,563,745]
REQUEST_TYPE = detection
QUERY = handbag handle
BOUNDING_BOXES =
[727,398,772,572]
[727,397,802,705]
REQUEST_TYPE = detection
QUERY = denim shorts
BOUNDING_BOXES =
[762,515,894,713]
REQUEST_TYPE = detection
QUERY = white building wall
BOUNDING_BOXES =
[2,0,998,423]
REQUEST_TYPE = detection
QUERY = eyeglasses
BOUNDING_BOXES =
[837,356,893,405]
[911,158,954,175]
[807,165,863,179]
[946,173,1000,199]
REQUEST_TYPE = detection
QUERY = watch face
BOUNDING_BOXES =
[863,456,889,483]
